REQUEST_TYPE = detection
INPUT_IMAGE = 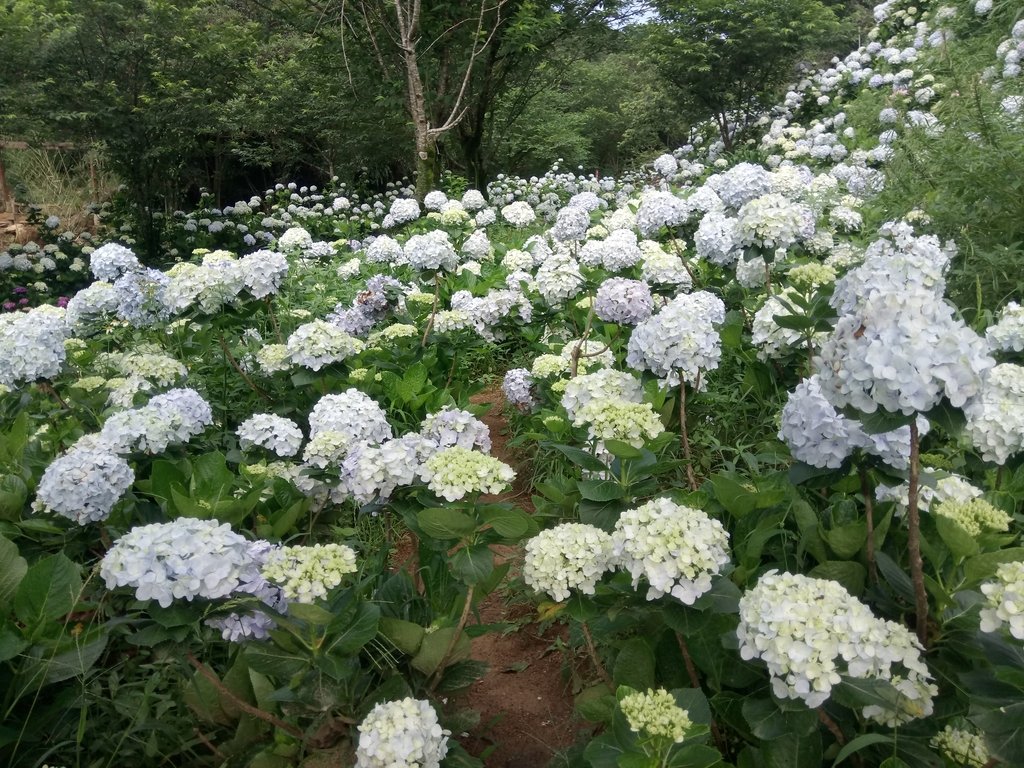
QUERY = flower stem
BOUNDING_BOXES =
[859,465,877,585]
[907,419,929,647]
[420,272,441,347]
[429,583,475,691]
[679,382,698,491]
[581,621,613,688]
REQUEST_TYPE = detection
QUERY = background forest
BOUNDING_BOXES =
[1,0,869,229]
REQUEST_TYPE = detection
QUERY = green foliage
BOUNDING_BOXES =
[646,0,843,148]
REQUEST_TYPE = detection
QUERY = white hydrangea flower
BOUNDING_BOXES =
[531,353,569,379]
[309,389,392,444]
[337,434,431,504]
[830,223,954,315]
[612,498,731,604]
[501,201,536,228]
[620,688,693,744]
[931,725,989,768]
[574,398,665,448]
[286,320,364,371]
[404,231,458,272]
[635,190,692,237]
[737,571,935,723]
[694,210,740,266]
[502,368,535,410]
[99,388,213,454]
[0,307,68,387]
[89,242,140,281]
[524,523,615,602]
[707,162,775,209]
[278,227,313,252]
[256,344,291,374]
[933,498,1011,537]
[418,446,514,501]
[240,250,289,299]
[817,289,994,415]
[535,251,585,307]
[237,414,303,457]
[963,364,1024,464]
[65,281,118,334]
[365,235,403,265]
[751,288,819,361]
[626,291,725,388]
[420,406,491,452]
[462,189,486,211]
[35,442,134,524]
[876,472,983,516]
[355,698,449,768]
[561,369,643,421]
[594,278,654,325]
[388,198,421,226]
[262,543,357,603]
[560,337,616,370]
[986,302,1024,352]
[652,153,679,177]
[101,518,258,608]
[423,190,448,211]
[779,375,857,468]
[980,561,1024,640]
[640,247,692,288]
[736,193,815,250]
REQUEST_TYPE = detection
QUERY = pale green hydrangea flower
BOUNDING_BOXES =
[262,543,357,603]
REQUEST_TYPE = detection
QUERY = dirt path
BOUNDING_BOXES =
[460,385,582,766]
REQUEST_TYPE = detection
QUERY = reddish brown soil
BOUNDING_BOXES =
[459,385,583,766]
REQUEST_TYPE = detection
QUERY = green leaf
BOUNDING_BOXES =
[286,603,335,626]
[762,730,823,768]
[450,544,494,585]
[41,631,108,684]
[875,551,915,602]
[14,554,80,633]
[575,684,615,723]
[934,515,979,559]
[0,534,27,611]
[479,506,531,539]
[613,637,655,690]
[825,520,867,559]
[603,440,643,460]
[545,443,608,473]
[191,451,234,497]
[417,508,476,540]
[411,627,470,676]
[0,622,28,663]
[326,601,379,656]
[578,479,624,502]
[709,473,757,517]
[0,474,28,521]
[964,548,1024,586]
[379,617,425,655]
[833,733,895,766]
[809,561,866,596]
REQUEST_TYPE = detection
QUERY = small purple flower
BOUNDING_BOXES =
[13,286,27,295]
[57,296,70,308]
[18,298,29,306]
[2,301,15,311]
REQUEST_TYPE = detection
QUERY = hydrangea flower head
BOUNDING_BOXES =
[613,498,731,604]
[626,291,725,387]
[737,571,935,723]
[418,447,514,501]
[35,442,134,524]
[237,414,303,457]
[594,278,654,325]
[524,523,615,602]
[101,518,258,608]
[355,698,449,768]
[980,561,1024,640]
[262,543,357,603]
[620,688,693,744]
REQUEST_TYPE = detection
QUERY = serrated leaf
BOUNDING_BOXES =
[479,506,531,539]
[0,534,27,611]
[14,554,80,634]
[613,637,655,690]
[417,508,476,540]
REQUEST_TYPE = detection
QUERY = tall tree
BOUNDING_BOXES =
[646,0,840,150]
